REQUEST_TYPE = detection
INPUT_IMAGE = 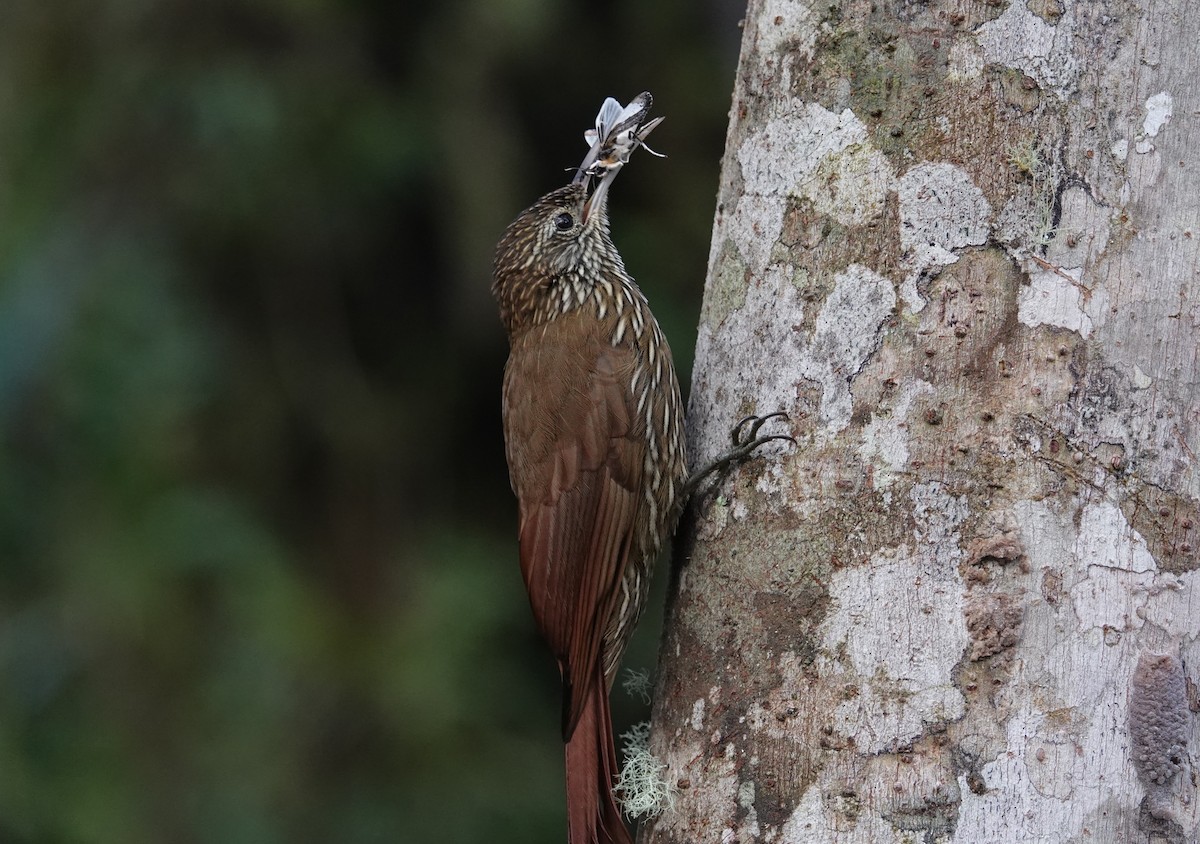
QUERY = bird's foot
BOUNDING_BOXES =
[682,412,795,498]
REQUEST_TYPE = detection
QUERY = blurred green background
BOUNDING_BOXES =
[0,1,740,841]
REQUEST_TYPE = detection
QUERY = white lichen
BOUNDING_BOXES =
[689,262,894,471]
[733,104,891,272]
[817,482,969,753]
[622,667,653,704]
[976,0,1079,99]
[804,264,897,436]
[689,265,805,469]
[954,495,1200,840]
[807,142,893,227]
[1142,91,1173,138]
[1136,91,1174,154]
[615,721,676,819]
[857,378,934,493]
[1070,499,1160,633]
[1016,266,1092,337]
[1075,500,1157,575]
[754,0,819,72]
[897,162,991,313]
[1006,138,1042,177]
[736,780,761,839]
[1004,139,1059,252]
[898,163,992,255]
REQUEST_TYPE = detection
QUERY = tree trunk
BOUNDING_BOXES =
[642,1,1199,841]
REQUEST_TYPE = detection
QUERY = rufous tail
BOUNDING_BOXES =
[565,668,631,844]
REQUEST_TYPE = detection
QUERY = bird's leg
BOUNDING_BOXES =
[681,412,796,499]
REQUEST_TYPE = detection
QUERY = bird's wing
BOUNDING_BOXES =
[502,313,645,739]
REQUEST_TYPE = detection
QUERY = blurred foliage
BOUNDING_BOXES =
[0,0,741,841]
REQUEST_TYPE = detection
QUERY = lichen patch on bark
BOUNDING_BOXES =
[897,163,991,314]
[1017,266,1094,337]
[689,261,894,474]
[975,1,1080,99]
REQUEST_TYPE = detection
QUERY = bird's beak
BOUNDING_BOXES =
[581,166,618,224]
[571,153,601,224]
[576,114,664,224]
[573,149,601,187]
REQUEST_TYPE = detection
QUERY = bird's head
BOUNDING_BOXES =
[493,182,609,283]
[492,93,663,334]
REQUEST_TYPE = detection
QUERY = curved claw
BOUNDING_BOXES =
[732,411,791,447]
[744,412,790,445]
[684,410,796,499]
[747,433,798,450]
[731,414,759,445]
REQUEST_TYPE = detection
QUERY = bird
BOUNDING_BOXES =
[492,93,790,844]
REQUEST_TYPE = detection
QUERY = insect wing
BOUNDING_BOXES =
[593,97,625,144]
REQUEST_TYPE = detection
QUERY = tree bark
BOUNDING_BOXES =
[643,1,1200,841]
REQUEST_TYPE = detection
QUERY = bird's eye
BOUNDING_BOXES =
[553,212,574,231]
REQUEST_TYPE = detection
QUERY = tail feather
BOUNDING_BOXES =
[565,669,631,844]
